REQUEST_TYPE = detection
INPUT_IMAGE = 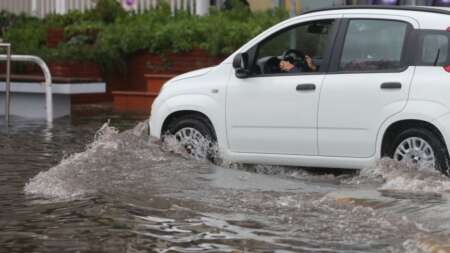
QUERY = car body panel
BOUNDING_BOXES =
[226,74,325,155]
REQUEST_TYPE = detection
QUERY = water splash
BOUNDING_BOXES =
[351,159,450,194]
[162,133,220,162]
[24,121,169,199]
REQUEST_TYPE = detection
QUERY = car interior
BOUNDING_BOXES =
[251,20,335,75]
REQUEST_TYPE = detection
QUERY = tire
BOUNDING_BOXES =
[165,115,216,161]
[386,128,449,175]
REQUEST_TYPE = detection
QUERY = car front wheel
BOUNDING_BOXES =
[165,115,216,161]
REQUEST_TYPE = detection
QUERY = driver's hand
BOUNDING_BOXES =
[280,60,295,72]
[305,55,317,71]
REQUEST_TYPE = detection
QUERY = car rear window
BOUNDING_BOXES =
[418,31,449,66]
[339,19,408,72]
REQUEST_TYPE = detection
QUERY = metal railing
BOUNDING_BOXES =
[0,44,12,125]
[0,54,53,124]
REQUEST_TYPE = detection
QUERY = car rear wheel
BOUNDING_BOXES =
[165,115,216,160]
[388,128,449,175]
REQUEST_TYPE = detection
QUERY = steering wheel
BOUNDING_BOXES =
[281,49,310,72]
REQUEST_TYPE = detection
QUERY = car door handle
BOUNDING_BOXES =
[296,84,316,91]
[380,82,402,90]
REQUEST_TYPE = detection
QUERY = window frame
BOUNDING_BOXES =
[328,18,415,74]
[244,18,341,78]
[415,29,450,67]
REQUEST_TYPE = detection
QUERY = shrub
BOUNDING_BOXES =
[64,21,105,45]
[44,10,98,28]
[94,0,126,23]
[2,3,288,73]
[3,19,46,56]
[0,11,39,37]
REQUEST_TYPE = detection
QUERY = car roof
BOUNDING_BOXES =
[300,5,449,30]
[304,5,450,16]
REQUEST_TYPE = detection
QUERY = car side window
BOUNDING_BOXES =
[339,19,408,72]
[419,32,449,66]
[252,19,336,75]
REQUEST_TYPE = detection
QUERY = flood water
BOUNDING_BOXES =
[1,115,450,253]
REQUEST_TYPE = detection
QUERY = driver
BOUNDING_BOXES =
[279,55,317,73]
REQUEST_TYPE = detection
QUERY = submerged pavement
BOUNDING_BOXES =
[1,116,450,252]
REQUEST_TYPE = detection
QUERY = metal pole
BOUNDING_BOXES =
[4,44,11,125]
[0,54,53,123]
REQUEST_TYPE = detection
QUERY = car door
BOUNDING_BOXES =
[318,15,419,158]
[226,18,339,155]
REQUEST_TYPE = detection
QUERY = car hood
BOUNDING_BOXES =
[171,67,215,83]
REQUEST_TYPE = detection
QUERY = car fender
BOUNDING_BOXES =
[149,100,172,139]
[375,100,450,158]
[153,94,227,149]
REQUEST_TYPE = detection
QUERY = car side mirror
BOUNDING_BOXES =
[233,53,250,79]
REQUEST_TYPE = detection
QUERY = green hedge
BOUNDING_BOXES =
[2,0,288,72]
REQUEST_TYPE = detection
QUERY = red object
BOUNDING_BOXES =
[444,65,450,72]
[144,74,176,93]
[447,27,450,32]
[108,49,227,113]
[111,49,226,92]
[46,28,65,48]
[49,62,102,79]
[112,91,158,114]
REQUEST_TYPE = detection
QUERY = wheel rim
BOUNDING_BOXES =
[393,137,436,169]
[174,127,210,160]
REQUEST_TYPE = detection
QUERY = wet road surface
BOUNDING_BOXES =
[1,115,450,252]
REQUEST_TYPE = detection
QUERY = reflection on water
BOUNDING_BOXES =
[1,115,450,252]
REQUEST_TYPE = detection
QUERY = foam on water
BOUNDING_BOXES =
[354,159,450,194]
[24,122,118,199]
[24,121,171,199]
[26,119,450,200]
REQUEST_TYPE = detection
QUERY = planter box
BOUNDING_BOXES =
[145,74,176,93]
[47,28,65,48]
[49,62,102,79]
[129,48,225,75]
[24,63,42,75]
[0,62,43,75]
[109,49,226,113]
[0,61,101,79]
[112,91,158,114]
[114,49,226,92]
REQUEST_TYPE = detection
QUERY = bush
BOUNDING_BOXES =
[2,3,288,73]
[44,10,98,28]
[64,21,105,45]
[96,5,287,66]
[3,19,46,56]
[94,0,126,23]
[224,0,250,10]
[0,11,39,37]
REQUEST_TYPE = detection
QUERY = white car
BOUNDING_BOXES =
[150,6,450,175]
